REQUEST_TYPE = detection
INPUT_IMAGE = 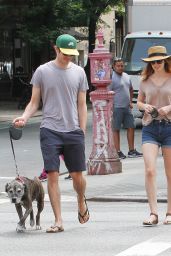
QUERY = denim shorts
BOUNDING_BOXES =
[40,127,86,173]
[112,107,135,130]
[142,120,171,148]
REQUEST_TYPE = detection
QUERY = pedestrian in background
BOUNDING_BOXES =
[108,57,142,159]
[13,34,90,233]
[137,45,171,226]
[38,155,72,181]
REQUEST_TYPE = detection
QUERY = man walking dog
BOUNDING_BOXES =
[13,34,90,233]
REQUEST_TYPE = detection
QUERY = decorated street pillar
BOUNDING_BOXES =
[87,30,122,175]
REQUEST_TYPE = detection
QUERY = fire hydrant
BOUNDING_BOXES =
[87,30,122,175]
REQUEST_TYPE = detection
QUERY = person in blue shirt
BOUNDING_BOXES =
[109,57,142,159]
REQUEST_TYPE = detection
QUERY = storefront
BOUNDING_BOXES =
[0,0,31,100]
[0,26,31,100]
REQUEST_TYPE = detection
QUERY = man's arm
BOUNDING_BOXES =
[129,86,134,108]
[77,91,87,134]
[13,86,41,127]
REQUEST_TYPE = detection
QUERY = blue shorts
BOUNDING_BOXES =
[40,127,86,173]
[112,107,135,130]
[142,120,171,148]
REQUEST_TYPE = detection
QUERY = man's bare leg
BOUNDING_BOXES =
[70,171,89,224]
[47,171,63,228]
[127,128,134,151]
[113,130,120,151]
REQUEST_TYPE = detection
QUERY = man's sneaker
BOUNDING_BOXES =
[64,174,72,180]
[39,170,47,182]
[117,151,126,159]
[128,149,143,158]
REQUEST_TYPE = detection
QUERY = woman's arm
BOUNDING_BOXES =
[137,92,154,114]
[158,105,171,116]
[137,93,146,110]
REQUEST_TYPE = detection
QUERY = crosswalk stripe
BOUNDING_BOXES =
[0,177,15,180]
[0,199,10,204]
[115,240,171,256]
[44,194,76,202]
[0,194,76,204]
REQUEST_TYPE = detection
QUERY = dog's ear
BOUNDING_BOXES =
[23,184,27,193]
[5,183,10,192]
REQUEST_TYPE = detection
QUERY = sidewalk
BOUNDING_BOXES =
[0,101,42,123]
[60,156,167,203]
[0,101,167,203]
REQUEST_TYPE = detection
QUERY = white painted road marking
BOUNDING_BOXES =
[0,177,15,180]
[115,240,171,256]
[0,194,76,204]
[0,198,10,204]
[44,194,76,202]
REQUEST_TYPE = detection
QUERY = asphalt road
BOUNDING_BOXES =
[0,199,171,256]
[0,115,143,180]
[2,118,171,255]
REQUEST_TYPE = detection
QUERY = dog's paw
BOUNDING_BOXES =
[16,224,26,233]
[36,225,42,230]
[30,219,35,227]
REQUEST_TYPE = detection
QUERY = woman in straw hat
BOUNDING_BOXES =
[137,45,171,226]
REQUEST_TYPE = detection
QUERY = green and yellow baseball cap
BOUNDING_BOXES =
[56,34,79,56]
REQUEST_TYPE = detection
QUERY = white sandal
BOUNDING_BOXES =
[163,213,171,225]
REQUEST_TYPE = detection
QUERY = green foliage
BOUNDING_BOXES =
[115,1,125,16]
[19,0,61,47]
[0,0,125,49]
[17,0,89,48]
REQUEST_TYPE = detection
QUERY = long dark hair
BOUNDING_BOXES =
[141,59,171,81]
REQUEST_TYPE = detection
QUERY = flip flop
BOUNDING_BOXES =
[46,225,64,233]
[78,195,90,224]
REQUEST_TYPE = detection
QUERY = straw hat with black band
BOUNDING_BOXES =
[142,46,171,62]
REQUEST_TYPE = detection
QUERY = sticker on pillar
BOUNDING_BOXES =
[95,59,106,80]
[93,100,108,145]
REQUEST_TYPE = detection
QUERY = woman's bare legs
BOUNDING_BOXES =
[163,147,171,222]
[142,143,159,222]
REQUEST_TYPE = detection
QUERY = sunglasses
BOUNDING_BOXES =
[150,60,164,65]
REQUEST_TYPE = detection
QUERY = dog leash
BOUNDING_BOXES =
[9,134,20,177]
[9,125,23,177]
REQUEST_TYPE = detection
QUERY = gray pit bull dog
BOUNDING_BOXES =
[5,176,44,232]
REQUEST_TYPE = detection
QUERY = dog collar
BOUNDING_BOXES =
[15,176,25,184]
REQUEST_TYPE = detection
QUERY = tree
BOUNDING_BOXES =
[0,0,124,74]
[23,0,124,83]
[82,0,123,53]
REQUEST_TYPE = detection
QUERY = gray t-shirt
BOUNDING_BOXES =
[108,71,133,108]
[31,61,89,132]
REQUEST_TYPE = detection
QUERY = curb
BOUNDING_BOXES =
[0,114,42,123]
[0,193,167,204]
[87,197,167,203]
